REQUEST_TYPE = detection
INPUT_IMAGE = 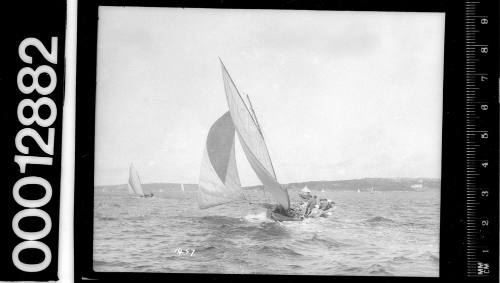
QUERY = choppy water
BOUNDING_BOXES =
[93,186,439,276]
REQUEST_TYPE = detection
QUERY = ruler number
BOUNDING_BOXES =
[478,262,490,275]
[481,104,488,110]
[480,18,488,24]
[481,190,489,197]
[481,75,488,82]
[480,47,488,54]
[481,220,489,226]
[481,132,488,139]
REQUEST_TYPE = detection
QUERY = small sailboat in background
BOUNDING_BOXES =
[357,188,361,193]
[410,180,424,191]
[128,163,154,198]
[181,183,185,193]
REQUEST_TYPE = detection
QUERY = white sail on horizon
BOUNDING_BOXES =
[128,163,145,197]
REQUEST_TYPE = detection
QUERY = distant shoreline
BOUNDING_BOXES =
[95,177,440,192]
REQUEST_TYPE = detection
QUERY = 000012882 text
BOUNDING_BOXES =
[11,37,58,272]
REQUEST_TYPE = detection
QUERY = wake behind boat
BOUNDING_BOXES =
[196,60,332,221]
[128,163,154,198]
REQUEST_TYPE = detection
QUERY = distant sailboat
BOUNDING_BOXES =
[410,181,424,191]
[357,188,361,193]
[128,163,153,198]
[197,60,292,219]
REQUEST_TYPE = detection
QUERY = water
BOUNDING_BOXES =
[93,186,440,276]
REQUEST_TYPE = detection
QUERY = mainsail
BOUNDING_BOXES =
[219,60,290,210]
[128,163,145,197]
[197,111,245,209]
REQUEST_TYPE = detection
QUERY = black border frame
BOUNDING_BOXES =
[75,1,499,282]
[0,0,66,280]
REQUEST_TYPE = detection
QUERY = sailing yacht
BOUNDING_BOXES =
[128,163,153,198]
[197,60,295,221]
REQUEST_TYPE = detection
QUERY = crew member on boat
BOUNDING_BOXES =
[319,198,332,210]
[305,195,318,216]
[288,187,312,216]
[306,198,335,218]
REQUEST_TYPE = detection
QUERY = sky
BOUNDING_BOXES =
[94,7,445,186]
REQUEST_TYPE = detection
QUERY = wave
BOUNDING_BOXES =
[292,233,349,253]
[341,266,364,273]
[306,234,349,248]
[94,259,127,268]
[391,256,411,263]
[194,245,217,252]
[399,221,432,229]
[97,216,118,221]
[199,215,243,225]
[365,216,395,223]
[418,251,439,263]
[364,216,395,224]
[257,245,304,257]
[126,215,148,221]
[367,263,394,276]
[243,212,273,223]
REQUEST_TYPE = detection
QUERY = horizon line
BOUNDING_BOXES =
[95,176,441,187]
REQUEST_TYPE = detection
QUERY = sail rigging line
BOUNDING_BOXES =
[245,94,279,182]
[219,58,278,180]
[245,94,264,137]
[219,58,261,133]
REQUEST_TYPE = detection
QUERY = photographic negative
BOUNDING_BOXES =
[90,7,444,276]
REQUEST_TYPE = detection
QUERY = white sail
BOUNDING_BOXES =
[127,183,134,194]
[220,60,290,210]
[181,184,185,192]
[128,163,145,197]
[197,111,245,209]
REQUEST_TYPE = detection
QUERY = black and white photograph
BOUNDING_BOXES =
[92,7,444,277]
